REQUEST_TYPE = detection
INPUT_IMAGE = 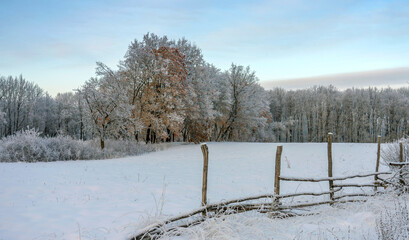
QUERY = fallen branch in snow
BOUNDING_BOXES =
[132,215,206,240]
[280,171,391,182]
[130,207,207,240]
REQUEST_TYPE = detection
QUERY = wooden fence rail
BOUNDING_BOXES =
[279,172,391,182]
[390,162,409,166]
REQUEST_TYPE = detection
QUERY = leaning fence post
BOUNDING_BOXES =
[274,145,283,207]
[375,136,381,191]
[201,144,209,216]
[399,142,405,187]
[328,133,334,204]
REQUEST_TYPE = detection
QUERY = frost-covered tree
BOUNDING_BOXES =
[215,64,268,141]
[267,86,409,143]
[53,92,88,139]
[177,40,217,143]
[4,33,409,144]
[33,93,58,137]
[119,33,188,143]
[0,75,43,137]
[182,63,221,142]
[80,64,137,149]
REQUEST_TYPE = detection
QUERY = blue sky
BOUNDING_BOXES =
[1,0,409,95]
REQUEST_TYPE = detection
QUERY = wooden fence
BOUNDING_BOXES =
[131,134,394,240]
[388,141,408,188]
[275,134,389,206]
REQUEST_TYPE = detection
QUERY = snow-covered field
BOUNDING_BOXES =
[0,142,391,239]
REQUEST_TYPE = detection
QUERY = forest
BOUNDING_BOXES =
[1,33,408,149]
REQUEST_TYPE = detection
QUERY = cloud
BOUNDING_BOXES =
[260,67,409,90]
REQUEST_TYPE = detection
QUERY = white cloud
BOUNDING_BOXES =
[260,67,409,90]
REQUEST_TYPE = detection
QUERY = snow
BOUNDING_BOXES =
[161,199,383,239]
[0,142,390,239]
[165,192,405,240]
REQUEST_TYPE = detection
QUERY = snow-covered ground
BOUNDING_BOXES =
[0,142,390,239]
[162,192,407,240]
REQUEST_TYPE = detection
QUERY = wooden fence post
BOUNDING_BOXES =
[399,142,405,187]
[274,145,283,206]
[201,144,209,215]
[400,142,404,163]
[328,133,334,204]
[375,136,381,191]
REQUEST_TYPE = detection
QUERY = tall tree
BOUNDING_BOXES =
[80,65,136,149]
[215,64,262,141]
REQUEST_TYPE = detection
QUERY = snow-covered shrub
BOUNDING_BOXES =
[382,137,409,164]
[46,135,103,161]
[0,129,48,162]
[89,139,156,159]
[381,137,409,192]
[376,197,409,240]
[0,129,157,162]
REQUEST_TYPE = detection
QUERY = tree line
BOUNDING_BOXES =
[1,33,408,148]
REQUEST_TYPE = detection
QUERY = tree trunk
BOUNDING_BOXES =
[100,138,105,150]
[152,130,156,143]
[183,128,187,142]
[146,126,151,144]
[166,128,171,142]
[80,119,84,140]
